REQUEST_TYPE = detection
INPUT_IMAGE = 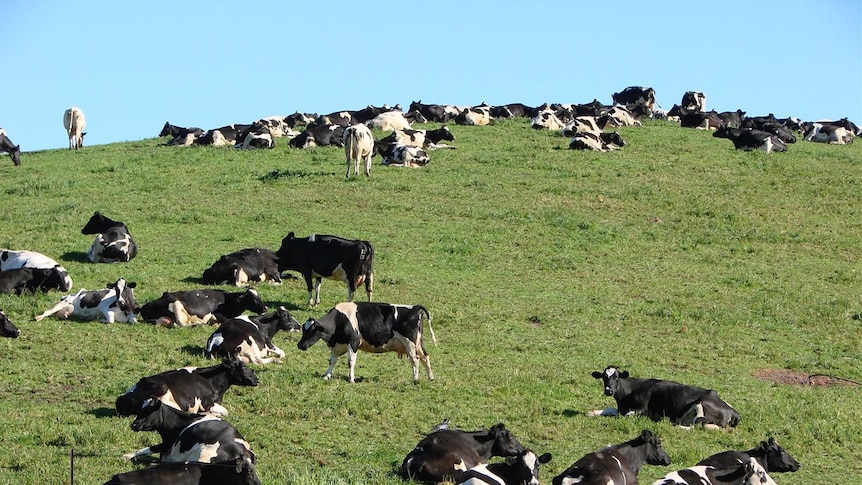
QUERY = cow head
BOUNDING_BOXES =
[226,359,260,387]
[130,398,168,432]
[6,145,21,166]
[504,450,553,485]
[633,429,672,466]
[239,289,268,315]
[488,423,526,457]
[759,437,800,472]
[297,318,326,350]
[81,211,113,234]
[603,132,626,148]
[0,311,20,338]
[108,278,140,318]
[591,366,628,396]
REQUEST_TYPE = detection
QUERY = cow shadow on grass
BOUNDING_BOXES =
[87,407,118,419]
[181,344,207,357]
[60,251,90,264]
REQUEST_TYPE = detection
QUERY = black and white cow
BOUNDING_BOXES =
[713,127,787,153]
[455,106,492,126]
[697,438,800,474]
[0,267,69,295]
[378,125,455,150]
[366,111,413,131]
[123,398,255,466]
[0,311,20,338]
[409,101,459,123]
[275,232,374,306]
[716,110,747,129]
[298,302,435,383]
[552,430,672,485]
[201,248,281,286]
[568,132,626,152]
[651,457,777,485]
[34,278,139,323]
[205,307,300,364]
[288,124,347,148]
[115,359,260,417]
[195,124,252,147]
[235,124,275,150]
[562,117,601,136]
[103,458,261,485]
[612,86,657,115]
[381,145,431,167]
[590,366,740,428]
[803,121,855,144]
[679,111,725,130]
[457,449,553,485]
[81,211,138,263]
[139,288,267,327]
[741,117,797,143]
[530,110,566,131]
[344,123,375,177]
[0,249,73,291]
[159,122,204,146]
[307,111,355,129]
[401,423,526,483]
[0,128,22,166]
[598,106,641,127]
[681,91,706,113]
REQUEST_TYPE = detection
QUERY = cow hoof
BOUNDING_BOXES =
[322,374,331,380]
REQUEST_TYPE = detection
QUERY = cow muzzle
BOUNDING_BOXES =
[604,387,614,396]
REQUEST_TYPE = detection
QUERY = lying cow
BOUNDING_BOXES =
[379,125,456,149]
[81,211,138,263]
[569,132,626,152]
[103,458,261,485]
[343,123,375,177]
[697,437,800,474]
[297,302,435,383]
[34,278,139,323]
[551,430,671,485]
[123,398,255,466]
[713,126,787,153]
[201,248,281,286]
[275,232,374,306]
[381,145,430,167]
[115,359,260,417]
[651,457,776,485]
[205,307,300,364]
[803,122,855,144]
[457,449,552,485]
[401,422,525,483]
[589,366,740,428]
[0,128,21,166]
[159,122,204,146]
[0,267,70,295]
[0,249,73,291]
[139,288,267,327]
[0,311,20,338]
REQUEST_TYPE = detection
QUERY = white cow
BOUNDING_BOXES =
[366,111,413,131]
[343,123,375,177]
[63,107,86,149]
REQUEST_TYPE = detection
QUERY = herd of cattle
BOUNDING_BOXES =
[0,85,848,484]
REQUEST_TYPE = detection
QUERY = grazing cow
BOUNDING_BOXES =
[713,127,787,154]
[612,86,657,115]
[123,398,255,466]
[34,278,139,323]
[589,366,740,428]
[159,122,204,146]
[289,124,347,148]
[366,111,413,131]
[803,122,854,144]
[530,110,566,131]
[598,106,641,128]
[103,458,261,485]
[115,359,260,417]
[552,430,672,485]
[0,249,73,291]
[457,449,552,485]
[679,111,725,130]
[0,128,21,166]
[681,91,706,113]
[81,211,138,263]
[382,145,430,167]
[379,125,455,149]
[651,457,777,485]
[205,307,300,364]
[275,232,374,306]
[139,288,267,327]
[63,106,86,149]
[201,248,281,286]
[401,423,526,483]
[697,438,800,474]
[0,311,20,338]
[0,267,69,295]
[569,132,626,152]
[298,302,435,382]
[562,117,601,136]
[343,123,375,177]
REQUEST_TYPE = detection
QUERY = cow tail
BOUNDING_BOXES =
[418,305,436,345]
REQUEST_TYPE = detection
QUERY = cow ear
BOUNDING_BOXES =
[619,371,629,379]
[287,232,295,240]
[591,371,603,379]
[127,282,137,288]
[539,453,552,464]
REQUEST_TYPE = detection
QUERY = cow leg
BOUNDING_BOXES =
[364,154,371,176]
[586,407,619,417]
[365,272,373,302]
[323,348,340,380]
[346,347,359,383]
[34,301,73,321]
[169,301,191,327]
[678,402,721,429]
[313,278,322,305]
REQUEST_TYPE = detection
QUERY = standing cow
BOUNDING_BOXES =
[63,106,86,150]
[343,123,375,177]
[81,211,138,263]
[0,127,22,166]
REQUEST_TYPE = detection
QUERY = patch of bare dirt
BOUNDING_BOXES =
[754,369,860,387]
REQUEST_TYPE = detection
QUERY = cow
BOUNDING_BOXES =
[455,106,492,126]
[0,311,20,338]
[115,359,260,417]
[0,267,70,295]
[0,249,72,291]
[589,366,740,428]
[572,99,608,117]
[381,145,431,167]
[159,123,204,146]
[741,117,796,143]
[803,122,854,144]
[598,106,641,128]
[63,106,86,149]
[717,110,747,129]
[378,126,455,150]
[122,398,255,467]
[343,123,375,177]
[612,86,657,115]
[0,128,21,166]
[713,126,787,154]
[497,103,540,118]
[275,232,374,306]
[530,110,566,131]
[34,278,139,323]
[551,430,672,485]
[562,117,601,136]
[253,116,300,138]
[457,449,552,485]
[289,124,346,148]
[81,211,138,263]
[139,288,267,327]
[679,111,725,130]
[401,423,526,483]
[409,101,459,123]
[201,248,281,287]
[205,307,300,364]
[697,438,800,474]
[569,132,626,152]
[651,457,777,485]
[366,111,413,131]
[196,124,252,147]
[235,124,275,149]
[307,111,355,129]
[681,91,706,113]
[103,458,261,485]
[297,301,435,383]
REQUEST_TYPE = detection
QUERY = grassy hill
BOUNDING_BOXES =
[0,119,859,484]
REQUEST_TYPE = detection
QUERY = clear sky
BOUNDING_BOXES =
[3,0,860,152]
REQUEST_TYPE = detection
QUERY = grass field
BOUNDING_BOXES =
[0,118,860,485]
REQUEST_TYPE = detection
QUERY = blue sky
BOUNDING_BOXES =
[3,1,860,152]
